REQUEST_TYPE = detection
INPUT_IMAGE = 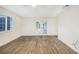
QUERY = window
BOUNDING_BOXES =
[36,21,40,29]
[43,22,47,34]
[0,16,12,32]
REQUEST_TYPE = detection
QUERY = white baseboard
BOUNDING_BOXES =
[58,38,79,53]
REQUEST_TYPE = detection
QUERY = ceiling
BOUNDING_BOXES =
[2,5,65,17]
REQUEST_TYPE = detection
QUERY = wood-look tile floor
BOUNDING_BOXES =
[0,36,77,54]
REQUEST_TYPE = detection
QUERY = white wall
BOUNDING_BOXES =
[0,7,23,46]
[22,17,58,36]
[58,6,79,53]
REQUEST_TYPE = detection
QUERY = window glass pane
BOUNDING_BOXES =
[7,16,10,26]
[0,29,3,31]
[2,17,5,31]
[43,22,47,34]
[36,21,40,29]
[0,16,5,31]
[3,26,5,31]
[0,17,3,31]
[2,17,5,24]
[3,24,5,27]
[7,16,12,30]
[0,17,2,24]
[7,27,10,30]
[2,25,5,31]
[0,27,2,31]
[0,24,3,27]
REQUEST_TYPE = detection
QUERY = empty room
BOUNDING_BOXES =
[0,5,79,54]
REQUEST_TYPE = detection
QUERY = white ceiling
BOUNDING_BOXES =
[2,5,65,17]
